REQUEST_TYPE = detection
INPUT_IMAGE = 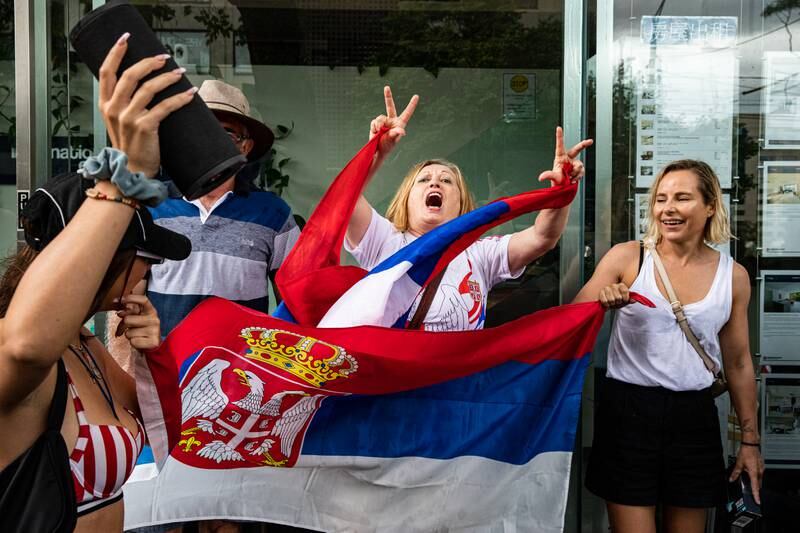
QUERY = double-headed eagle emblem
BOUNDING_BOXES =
[179,359,323,467]
[176,328,357,468]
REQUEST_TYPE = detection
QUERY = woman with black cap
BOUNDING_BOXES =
[0,35,195,532]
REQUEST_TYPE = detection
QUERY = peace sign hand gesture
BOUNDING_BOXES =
[537,127,593,186]
[369,86,419,158]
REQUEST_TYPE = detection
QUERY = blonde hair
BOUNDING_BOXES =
[386,159,476,232]
[644,159,732,245]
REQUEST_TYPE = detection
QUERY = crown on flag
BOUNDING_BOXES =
[240,327,358,387]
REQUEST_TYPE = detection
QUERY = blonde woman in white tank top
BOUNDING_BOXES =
[573,161,763,533]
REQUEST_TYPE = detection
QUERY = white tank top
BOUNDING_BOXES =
[607,249,733,391]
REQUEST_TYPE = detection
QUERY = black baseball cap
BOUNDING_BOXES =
[21,172,191,261]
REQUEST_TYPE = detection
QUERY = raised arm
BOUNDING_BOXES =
[0,36,193,408]
[720,263,764,503]
[506,127,593,272]
[346,86,418,248]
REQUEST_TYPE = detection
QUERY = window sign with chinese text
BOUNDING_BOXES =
[634,17,737,188]
[641,16,737,47]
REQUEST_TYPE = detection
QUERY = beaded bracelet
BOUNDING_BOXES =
[79,147,168,206]
[85,187,140,209]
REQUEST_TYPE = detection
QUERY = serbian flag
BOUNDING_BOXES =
[317,184,576,329]
[273,130,577,329]
[123,132,641,532]
[127,300,605,532]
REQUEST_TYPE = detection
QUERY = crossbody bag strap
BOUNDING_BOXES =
[645,241,718,373]
[407,268,447,330]
[638,240,644,275]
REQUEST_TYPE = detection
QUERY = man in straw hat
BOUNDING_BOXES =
[109,82,304,533]
[144,79,300,340]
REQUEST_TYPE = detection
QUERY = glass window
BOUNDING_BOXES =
[0,0,14,256]
[49,0,96,177]
[129,0,568,320]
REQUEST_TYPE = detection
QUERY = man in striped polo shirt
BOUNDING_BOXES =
[146,80,301,339]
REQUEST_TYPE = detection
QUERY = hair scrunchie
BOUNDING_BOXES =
[79,147,168,207]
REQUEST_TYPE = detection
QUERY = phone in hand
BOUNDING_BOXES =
[727,469,761,517]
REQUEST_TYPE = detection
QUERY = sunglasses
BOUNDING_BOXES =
[224,128,250,145]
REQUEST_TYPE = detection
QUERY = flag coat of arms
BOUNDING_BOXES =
[124,131,629,532]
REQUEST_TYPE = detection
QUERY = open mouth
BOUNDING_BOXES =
[425,191,443,209]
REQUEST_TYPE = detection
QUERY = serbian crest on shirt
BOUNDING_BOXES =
[174,328,357,468]
[423,258,486,331]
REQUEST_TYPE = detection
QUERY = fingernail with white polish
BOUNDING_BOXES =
[117,32,130,45]
[186,86,199,95]
[155,53,171,61]
[173,67,187,75]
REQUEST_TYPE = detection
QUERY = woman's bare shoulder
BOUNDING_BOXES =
[601,240,641,267]
[730,260,752,299]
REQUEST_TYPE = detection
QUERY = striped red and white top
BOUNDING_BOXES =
[66,375,145,515]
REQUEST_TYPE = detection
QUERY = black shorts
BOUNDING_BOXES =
[585,377,726,508]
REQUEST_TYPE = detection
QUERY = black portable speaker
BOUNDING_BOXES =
[69,0,246,200]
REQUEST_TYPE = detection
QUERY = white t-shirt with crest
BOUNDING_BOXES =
[345,208,524,331]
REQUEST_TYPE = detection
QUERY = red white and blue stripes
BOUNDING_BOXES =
[66,376,145,515]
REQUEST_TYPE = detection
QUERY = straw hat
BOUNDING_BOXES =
[198,79,274,161]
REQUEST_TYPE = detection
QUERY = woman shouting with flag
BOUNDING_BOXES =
[344,86,592,331]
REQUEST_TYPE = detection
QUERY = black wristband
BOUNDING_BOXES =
[740,441,760,448]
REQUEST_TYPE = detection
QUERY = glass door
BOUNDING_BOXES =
[0,0,15,256]
[128,0,571,319]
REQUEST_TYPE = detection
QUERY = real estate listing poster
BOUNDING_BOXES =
[762,162,800,257]
[764,52,800,149]
[760,271,800,362]
[762,374,800,468]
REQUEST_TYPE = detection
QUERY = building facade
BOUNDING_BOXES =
[2,1,798,530]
